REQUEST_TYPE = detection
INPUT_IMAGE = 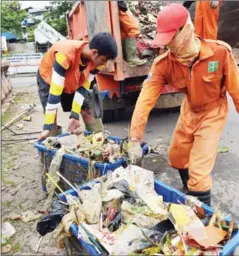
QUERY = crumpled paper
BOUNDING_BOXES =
[1,222,16,245]
[8,210,42,223]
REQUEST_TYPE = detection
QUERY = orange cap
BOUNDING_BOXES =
[152,3,189,46]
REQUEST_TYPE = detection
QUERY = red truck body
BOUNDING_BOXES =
[66,1,183,120]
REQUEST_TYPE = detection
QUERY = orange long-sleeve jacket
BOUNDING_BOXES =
[130,38,239,140]
[194,1,220,40]
[39,40,95,94]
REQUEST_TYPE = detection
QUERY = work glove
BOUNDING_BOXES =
[210,1,219,9]
[128,140,142,166]
[118,1,128,12]
[182,1,195,9]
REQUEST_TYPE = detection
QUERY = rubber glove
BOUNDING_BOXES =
[210,1,219,9]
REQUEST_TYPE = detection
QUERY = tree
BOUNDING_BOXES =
[1,1,27,38]
[27,18,41,42]
[44,0,73,36]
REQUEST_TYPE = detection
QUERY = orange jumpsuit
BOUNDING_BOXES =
[130,39,239,192]
[194,1,220,40]
[119,10,140,39]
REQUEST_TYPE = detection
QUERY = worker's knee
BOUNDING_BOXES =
[188,172,212,192]
[168,145,189,169]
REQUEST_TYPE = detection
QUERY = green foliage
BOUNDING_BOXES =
[1,0,73,40]
[1,1,27,38]
[44,0,73,36]
[27,19,41,42]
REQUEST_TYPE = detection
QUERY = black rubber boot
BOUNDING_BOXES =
[187,190,211,206]
[178,169,189,192]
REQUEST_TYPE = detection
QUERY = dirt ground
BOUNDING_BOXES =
[1,90,67,255]
[1,75,239,255]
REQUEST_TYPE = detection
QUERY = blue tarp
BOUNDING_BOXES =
[1,32,17,40]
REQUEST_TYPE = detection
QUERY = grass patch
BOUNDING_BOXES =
[2,111,11,124]
[2,201,12,207]
[2,93,28,124]
[2,179,17,187]
[5,162,15,171]
[14,93,32,104]
[13,94,23,103]
[12,242,22,252]
[3,151,19,171]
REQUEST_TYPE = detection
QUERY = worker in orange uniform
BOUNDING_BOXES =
[183,1,220,40]
[129,3,239,206]
[117,1,146,66]
[37,32,117,140]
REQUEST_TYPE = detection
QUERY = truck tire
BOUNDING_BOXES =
[103,108,126,123]
[113,108,125,121]
[90,83,103,120]
[103,110,114,123]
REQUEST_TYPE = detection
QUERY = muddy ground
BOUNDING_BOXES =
[2,89,66,255]
[1,75,239,255]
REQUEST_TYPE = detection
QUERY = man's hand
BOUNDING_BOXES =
[38,126,63,141]
[68,118,83,135]
[128,138,143,166]
[210,1,219,9]
[38,130,50,141]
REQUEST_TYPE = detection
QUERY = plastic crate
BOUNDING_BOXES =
[34,133,148,191]
[60,180,239,256]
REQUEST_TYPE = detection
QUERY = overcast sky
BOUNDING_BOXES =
[20,1,50,9]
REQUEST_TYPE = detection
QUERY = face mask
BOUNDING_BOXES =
[167,16,201,66]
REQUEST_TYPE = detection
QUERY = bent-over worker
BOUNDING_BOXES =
[37,32,117,140]
[129,3,239,206]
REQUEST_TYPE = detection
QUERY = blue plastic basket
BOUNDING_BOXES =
[34,132,148,191]
[60,180,239,256]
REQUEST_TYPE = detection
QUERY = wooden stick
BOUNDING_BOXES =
[46,173,81,208]
[1,104,35,131]
[56,172,82,203]
[35,236,43,253]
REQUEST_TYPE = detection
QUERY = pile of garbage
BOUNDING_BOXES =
[37,165,238,255]
[42,133,132,163]
[128,1,162,40]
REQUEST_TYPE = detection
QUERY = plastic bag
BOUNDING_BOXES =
[37,211,65,236]
[79,183,102,224]
[137,188,168,216]
[108,179,140,203]
[111,224,160,255]
[121,201,160,229]
[43,149,64,211]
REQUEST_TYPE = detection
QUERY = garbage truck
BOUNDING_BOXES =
[66,1,239,123]
[66,1,184,122]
